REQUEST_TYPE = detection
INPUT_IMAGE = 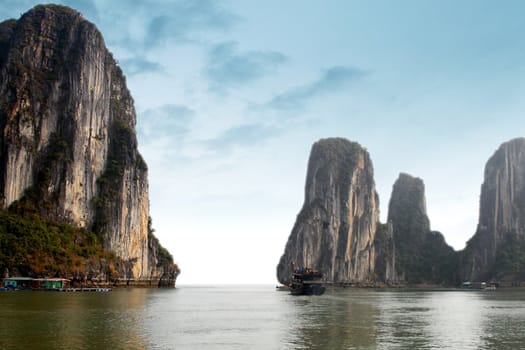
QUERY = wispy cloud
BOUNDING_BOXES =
[94,0,239,49]
[144,1,237,47]
[138,104,194,145]
[265,66,367,110]
[206,123,279,152]
[121,57,163,76]
[206,41,287,90]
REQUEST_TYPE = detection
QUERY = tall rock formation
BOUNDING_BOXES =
[0,5,178,283]
[277,138,379,284]
[461,138,525,282]
[379,173,456,284]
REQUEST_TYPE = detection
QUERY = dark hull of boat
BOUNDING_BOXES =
[290,283,325,296]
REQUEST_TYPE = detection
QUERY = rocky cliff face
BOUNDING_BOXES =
[278,137,525,286]
[373,222,396,283]
[379,173,456,284]
[386,173,429,283]
[277,138,379,284]
[0,5,177,283]
[461,138,525,282]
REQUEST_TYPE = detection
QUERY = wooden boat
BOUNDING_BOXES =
[289,267,325,296]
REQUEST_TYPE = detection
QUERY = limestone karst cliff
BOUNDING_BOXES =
[0,5,178,285]
[277,138,379,284]
[276,139,459,286]
[278,136,525,286]
[461,138,525,282]
[377,173,456,284]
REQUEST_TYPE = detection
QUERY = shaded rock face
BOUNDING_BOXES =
[373,222,396,282]
[379,173,456,284]
[0,5,176,282]
[277,138,379,284]
[461,138,525,282]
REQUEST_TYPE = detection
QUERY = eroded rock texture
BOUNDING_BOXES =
[277,138,379,284]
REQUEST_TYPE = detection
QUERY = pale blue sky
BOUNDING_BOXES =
[2,1,525,284]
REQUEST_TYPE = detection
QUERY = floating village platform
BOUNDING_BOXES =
[1,277,111,292]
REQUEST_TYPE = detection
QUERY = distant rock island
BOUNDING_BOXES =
[277,139,379,284]
[375,173,457,285]
[0,5,179,287]
[278,137,525,287]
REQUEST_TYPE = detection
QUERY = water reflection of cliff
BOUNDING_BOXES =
[0,290,149,349]
[282,289,380,349]
[280,289,518,350]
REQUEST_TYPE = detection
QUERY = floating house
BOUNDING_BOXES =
[3,277,69,290]
[35,278,69,289]
[4,277,34,290]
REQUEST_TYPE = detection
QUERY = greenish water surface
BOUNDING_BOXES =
[1,286,524,349]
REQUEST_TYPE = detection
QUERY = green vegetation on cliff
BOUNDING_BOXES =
[8,132,72,219]
[147,216,175,268]
[92,115,146,238]
[422,231,459,285]
[308,138,363,196]
[0,209,118,278]
[385,173,458,285]
[493,233,525,280]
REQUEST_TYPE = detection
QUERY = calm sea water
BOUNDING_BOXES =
[1,285,525,349]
